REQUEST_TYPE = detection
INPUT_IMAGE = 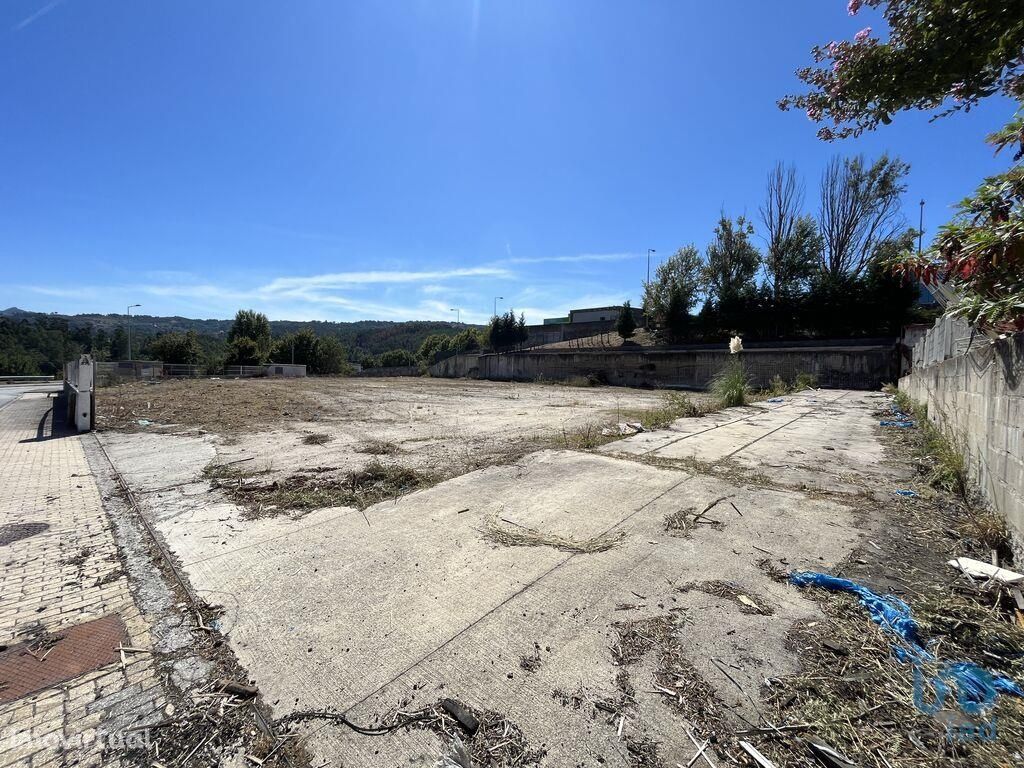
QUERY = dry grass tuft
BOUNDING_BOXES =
[623,392,716,430]
[301,432,332,445]
[482,514,624,554]
[355,439,401,455]
[558,423,619,450]
[678,580,774,615]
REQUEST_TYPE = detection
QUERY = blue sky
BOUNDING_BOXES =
[1,1,1015,325]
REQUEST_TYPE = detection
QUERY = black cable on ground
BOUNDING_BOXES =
[275,709,435,736]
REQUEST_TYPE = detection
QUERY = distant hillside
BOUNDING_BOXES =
[0,307,476,356]
[0,307,481,375]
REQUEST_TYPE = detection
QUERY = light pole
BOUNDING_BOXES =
[646,248,656,285]
[127,304,142,361]
[493,296,503,317]
[449,307,460,324]
[918,199,925,255]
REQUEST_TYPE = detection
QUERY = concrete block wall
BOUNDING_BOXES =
[428,353,480,378]
[467,345,898,390]
[900,333,1024,557]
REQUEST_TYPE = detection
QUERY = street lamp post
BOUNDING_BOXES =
[918,199,925,255]
[493,296,503,317]
[646,248,656,286]
[127,304,142,362]
[450,307,460,324]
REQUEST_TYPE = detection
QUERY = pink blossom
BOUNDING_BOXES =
[848,0,862,15]
[854,27,872,42]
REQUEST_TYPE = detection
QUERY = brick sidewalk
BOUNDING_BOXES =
[0,394,165,767]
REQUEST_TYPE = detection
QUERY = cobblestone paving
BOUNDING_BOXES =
[0,394,165,767]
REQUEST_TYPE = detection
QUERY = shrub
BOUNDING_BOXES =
[711,359,750,408]
[378,349,417,368]
[768,374,789,396]
[616,300,637,339]
[793,372,818,391]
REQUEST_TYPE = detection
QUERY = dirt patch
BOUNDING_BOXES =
[209,461,435,517]
[482,514,625,554]
[60,546,92,568]
[97,378,331,433]
[355,438,401,455]
[678,580,774,615]
[610,613,730,745]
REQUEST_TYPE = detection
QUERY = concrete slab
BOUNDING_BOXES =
[96,382,881,766]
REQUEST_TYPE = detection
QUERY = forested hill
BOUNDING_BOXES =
[0,307,477,375]
[0,307,469,349]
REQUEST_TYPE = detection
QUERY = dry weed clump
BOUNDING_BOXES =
[558,422,619,450]
[678,580,774,615]
[623,392,715,430]
[301,432,332,445]
[355,439,401,455]
[760,591,1024,768]
[208,460,433,516]
[482,514,625,554]
[418,699,546,767]
[610,613,729,744]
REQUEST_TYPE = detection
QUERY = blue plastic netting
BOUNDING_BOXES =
[790,571,1024,702]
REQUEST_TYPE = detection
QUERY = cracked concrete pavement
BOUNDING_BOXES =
[90,383,909,766]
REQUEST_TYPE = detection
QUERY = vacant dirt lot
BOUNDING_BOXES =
[97,376,682,486]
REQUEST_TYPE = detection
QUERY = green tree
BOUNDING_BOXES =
[642,245,704,332]
[819,154,909,278]
[703,215,761,307]
[779,0,1024,140]
[228,309,271,362]
[449,328,483,354]
[616,300,637,339]
[225,337,263,367]
[148,330,202,364]
[110,327,129,360]
[780,0,1024,328]
[664,288,691,344]
[378,348,417,367]
[272,329,319,367]
[314,336,347,374]
[91,328,111,361]
[760,163,821,301]
[417,333,452,363]
[487,311,528,351]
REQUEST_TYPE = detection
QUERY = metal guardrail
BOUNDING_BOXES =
[0,375,53,384]
[95,362,307,382]
[63,354,95,432]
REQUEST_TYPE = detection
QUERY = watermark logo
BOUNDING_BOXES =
[3,727,152,752]
[913,662,998,743]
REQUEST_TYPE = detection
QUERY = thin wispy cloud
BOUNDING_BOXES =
[13,0,64,31]
[262,267,510,292]
[505,252,639,265]
[16,258,641,326]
